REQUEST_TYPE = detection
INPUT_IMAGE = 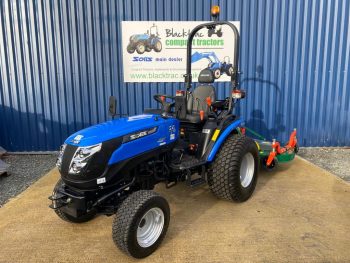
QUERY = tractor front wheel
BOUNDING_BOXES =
[208,134,259,202]
[112,190,170,258]
[213,69,221,79]
[127,44,135,54]
[136,43,146,54]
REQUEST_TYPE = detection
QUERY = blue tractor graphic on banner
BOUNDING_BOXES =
[127,24,162,54]
[191,51,234,79]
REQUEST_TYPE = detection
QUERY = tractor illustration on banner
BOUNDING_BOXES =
[208,26,223,37]
[127,24,162,54]
[191,51,234,79]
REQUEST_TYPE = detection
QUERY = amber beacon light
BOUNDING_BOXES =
[211,5,220,17]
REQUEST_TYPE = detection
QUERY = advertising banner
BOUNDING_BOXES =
[122,21,240,82]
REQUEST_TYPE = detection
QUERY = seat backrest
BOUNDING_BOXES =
[187,85,216,113]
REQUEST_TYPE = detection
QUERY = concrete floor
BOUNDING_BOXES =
[0,157,349,263]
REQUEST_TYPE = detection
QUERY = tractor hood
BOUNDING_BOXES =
[65,114,163,147]
[130,34,149,41]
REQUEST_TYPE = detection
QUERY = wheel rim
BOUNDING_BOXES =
[240,152,255,188]
[229,67,233,75]
[137,207,164,248]
[156,42,161,50]
[138,44,145,53]
[214,69,221,78]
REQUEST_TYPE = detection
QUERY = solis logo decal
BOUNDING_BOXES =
[132,57,153,62]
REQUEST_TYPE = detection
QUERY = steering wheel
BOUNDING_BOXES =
[153,94,175,113]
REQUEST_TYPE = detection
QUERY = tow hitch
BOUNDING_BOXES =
[48,192,72,209]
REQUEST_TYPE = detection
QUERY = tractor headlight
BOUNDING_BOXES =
[69,143,102,175]
[56,144,66,171]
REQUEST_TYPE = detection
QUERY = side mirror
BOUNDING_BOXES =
[109,96,117,117]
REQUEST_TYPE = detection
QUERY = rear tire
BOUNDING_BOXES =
[208,134,259,202]
[52,179,96,223]
[153,40,162,52]
[226,66,234,76]
[112,190,170,258]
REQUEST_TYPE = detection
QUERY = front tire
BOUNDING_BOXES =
[52,179,96,223]
[213,69,221,79]
[112,190,170,258]
[127,44,135,54]
[136,42,146,54]
[208,134,259,202]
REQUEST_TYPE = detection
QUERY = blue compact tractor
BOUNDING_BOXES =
[127,24,162,54]
[49,6,297,259]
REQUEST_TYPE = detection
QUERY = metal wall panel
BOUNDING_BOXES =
[0,0,349,151]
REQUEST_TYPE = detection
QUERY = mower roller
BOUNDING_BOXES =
[49,5,298,259]
[239,127,298,171]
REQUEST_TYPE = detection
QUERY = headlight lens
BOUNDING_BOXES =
[56,144,66,170]
[69,143,102,175]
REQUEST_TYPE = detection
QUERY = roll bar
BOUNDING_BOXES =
[184,19,240,112]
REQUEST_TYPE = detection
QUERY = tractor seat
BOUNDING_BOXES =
[183,69,216,123]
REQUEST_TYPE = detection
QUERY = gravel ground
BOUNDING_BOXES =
[298,147,350,182]
[0,154,57,207]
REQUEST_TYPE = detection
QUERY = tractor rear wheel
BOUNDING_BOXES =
[226,66,234,76]
[112,190,170,258]
[208,134,259,202]
[154,40,162,52]
[136,43,146,54]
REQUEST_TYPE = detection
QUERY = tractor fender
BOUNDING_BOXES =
[206,119,242,162]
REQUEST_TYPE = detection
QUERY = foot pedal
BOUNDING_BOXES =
[186,170,206,187]
[189,177,205,187]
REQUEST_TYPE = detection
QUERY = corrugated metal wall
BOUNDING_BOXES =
[0,0,349,151]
